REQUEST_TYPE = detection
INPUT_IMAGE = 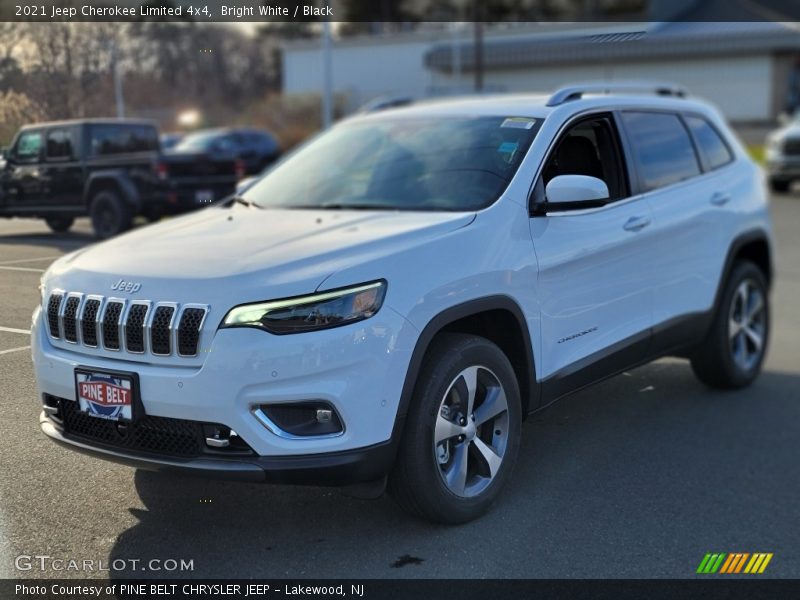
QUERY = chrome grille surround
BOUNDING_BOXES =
[45,292,209,358]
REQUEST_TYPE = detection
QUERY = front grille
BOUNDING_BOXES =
[178,308,206,356]
[47,293,63,338]
[45,292,208,358]
[62,296,81,342]
[51,397,253,458]
[102,301,124,350]
[125,303,149,353]
[81,299,101,346]
[784,138,800,156]
[151,306,175,355]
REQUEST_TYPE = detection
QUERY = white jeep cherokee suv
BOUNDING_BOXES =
[33,84,773,523]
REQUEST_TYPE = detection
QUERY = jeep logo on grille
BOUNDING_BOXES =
[111,279,142,294]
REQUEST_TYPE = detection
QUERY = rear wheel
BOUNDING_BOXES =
[44,216,74,233]
[389,334,521,524]
[90,190,132,239]
[691,261,769,389]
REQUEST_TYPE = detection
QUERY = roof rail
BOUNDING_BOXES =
[546,82,687,107]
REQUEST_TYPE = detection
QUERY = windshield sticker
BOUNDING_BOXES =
[501,117,536,129]
[497,141,519,163]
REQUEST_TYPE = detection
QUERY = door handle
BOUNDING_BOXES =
[623,216,651,232]
[710,192,731,206]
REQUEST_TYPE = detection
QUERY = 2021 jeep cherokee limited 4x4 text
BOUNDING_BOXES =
[33,84,773,523]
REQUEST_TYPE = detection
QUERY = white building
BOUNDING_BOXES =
[281,21,800,124]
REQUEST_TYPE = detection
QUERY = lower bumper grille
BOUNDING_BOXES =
[50,396,252,459]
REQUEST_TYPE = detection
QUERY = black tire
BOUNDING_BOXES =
[389,333,522,524]
[691,260,769,389]
[769,179,791,193]
[90,190,133,239]
[44,216,74,233]
[142,206,163,224]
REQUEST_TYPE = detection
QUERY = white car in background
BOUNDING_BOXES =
[766,114,800,192]
[33,83,773,523]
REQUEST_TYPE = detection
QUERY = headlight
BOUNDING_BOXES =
[221,280,386,334]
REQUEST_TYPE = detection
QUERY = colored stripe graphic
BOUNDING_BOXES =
[744,553,774,574]
[734,553,750,573]
[719,554,735,574]
[697,553,728,573]
[720,553,749,573]
[701,552,774,574]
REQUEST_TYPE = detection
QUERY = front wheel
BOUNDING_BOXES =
[691,260,769,389]
[389,333,521,524]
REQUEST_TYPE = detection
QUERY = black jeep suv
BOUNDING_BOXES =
[0,119,241,238]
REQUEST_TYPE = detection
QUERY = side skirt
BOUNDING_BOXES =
[537,311,712,410]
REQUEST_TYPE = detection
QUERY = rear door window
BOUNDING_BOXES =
[620,112,701,192]
[46,128,74,161]
[684,115,733,171]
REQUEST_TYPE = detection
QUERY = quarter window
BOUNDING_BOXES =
[89,125,159,155]
[685,115,733,171]
[621,112,701,192]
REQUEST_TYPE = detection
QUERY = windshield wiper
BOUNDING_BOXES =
[307,202,395,211]
[220,195,262,209]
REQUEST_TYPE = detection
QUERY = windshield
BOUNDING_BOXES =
[174,131,235,153]
[244,116,541,211]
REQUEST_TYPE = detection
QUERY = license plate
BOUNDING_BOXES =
[75,369,135,421]
[195,189,215,204]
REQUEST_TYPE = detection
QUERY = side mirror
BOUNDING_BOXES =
[545,175,609,210]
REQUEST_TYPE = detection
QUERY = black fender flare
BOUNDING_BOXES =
[84,171,140,212]
[713,228,773,304]
[388,295,538,453]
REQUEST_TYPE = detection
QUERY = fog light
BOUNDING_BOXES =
[255,402,343,438]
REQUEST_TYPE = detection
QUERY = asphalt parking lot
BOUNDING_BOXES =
[0,197,798,580]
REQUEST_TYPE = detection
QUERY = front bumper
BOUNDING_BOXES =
[32,300,417,478]
[766,157,800,179]
[40,411,396,484]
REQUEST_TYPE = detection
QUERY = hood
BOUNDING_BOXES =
[770,122,800,142]
[48,206,475,300]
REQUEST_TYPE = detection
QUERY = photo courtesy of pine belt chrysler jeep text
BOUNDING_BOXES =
[33,83,773,523]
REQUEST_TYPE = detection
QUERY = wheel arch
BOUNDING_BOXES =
[84,171,140,211]
[699,229,773,343]
[390,296,538,450]
[717,230,773,300]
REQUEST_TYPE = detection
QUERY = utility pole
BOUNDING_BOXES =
[110,39,125,118]
[321,17,333,129]
[473,1,484,93]
[450,23,462,92]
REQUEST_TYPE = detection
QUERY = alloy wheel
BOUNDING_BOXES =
[434,365,510,498]
[728,279,766,372]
